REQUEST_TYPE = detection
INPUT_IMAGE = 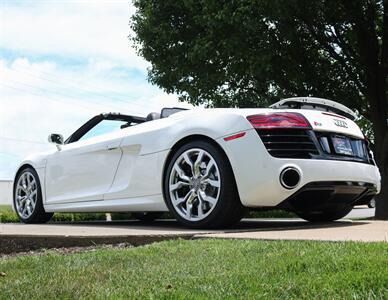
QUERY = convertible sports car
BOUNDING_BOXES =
[13,97,381,228]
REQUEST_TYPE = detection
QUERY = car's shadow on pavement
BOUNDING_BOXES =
[51,218,371,233]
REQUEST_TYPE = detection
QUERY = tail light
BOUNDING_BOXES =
[247,113,311,129]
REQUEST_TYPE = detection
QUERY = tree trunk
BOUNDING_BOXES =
[375,166,388,219]
[374,134,388,219]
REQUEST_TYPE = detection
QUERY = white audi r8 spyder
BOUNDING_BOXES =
[13,97,381,228]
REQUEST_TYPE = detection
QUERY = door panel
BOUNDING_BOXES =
[104,143,166,200]
[45,137,123,204]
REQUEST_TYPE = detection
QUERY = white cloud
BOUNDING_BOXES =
[0,1,193,179]
[0,56,191,180]
[0,0,146,69]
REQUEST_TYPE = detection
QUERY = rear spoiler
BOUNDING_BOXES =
[270,97,357,120]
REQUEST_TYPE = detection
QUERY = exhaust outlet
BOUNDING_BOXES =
[280,167,301,189]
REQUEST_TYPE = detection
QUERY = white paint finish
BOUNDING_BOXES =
[218,129,380,207]
[298,110,363,138]
[14,104,381,214]
[346,207,375,219]
[105,150,167,200]
[0,181,13,205]
[270,97,357,120]
[45,194,168,213]
[45,136,123,203]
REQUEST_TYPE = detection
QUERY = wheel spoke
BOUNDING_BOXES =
[170,181,190,191]
[199,191,217,206]
[203,158,215,179]
[22,175,28,190]
[193,150,204,177]
[197,197,204,218]
[182,153,194,176]
[17,195,27,201]
[17,196,27,205]
[203,178,220,188]
[173,189,195,206]
[27,204,32,215]
[174,165,191,182]
[186,202,193,218]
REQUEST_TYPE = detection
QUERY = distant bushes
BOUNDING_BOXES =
[248,209,296,218]
[0,205,19,223]
[0,205,121,223]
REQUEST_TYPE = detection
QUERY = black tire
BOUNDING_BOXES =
[164,140,245,228]
[13,167,53,224]
[367,199,376,208]
[132,212,163,222]
[295,206,353,222]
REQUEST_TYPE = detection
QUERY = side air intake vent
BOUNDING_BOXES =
[257,129,319,159]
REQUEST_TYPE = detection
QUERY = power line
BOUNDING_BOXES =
[1,81,147,116]
[0,136,48,145]
[3,78,145,115]
[0,151,21,156]
[14,65,155,106]
[0,82,102,112]
[8,67,159,111]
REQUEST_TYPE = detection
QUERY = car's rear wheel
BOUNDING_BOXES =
[367,199,376,208]
[164,140,245,228]
[14,167,53,224]
[132,212,163,222]
[295,206,353,222]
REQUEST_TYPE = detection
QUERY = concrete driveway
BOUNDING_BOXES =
[1,216,387,254]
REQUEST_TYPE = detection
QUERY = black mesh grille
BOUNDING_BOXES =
[257,129,319,158]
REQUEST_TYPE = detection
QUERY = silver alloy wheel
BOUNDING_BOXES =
[15,171,38,219]
[169,148,221,221]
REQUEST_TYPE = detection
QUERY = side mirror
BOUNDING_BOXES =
[48,133,64,150]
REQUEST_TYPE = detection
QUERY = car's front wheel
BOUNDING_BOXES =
[164,140,245,228]
[14,167,53,224]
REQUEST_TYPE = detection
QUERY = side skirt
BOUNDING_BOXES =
[44,194,169,213]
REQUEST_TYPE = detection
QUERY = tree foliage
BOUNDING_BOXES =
[131,0,388,217]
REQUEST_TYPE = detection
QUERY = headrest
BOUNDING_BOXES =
[146,112,161,122]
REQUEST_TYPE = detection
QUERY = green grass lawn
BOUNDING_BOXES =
[0,239,387,299]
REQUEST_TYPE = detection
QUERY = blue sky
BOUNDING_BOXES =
[0,0,191,180]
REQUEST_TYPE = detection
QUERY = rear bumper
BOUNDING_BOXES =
[278,181,377,212]
[217,129,381,207]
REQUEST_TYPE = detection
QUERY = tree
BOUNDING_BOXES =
[131,0,388,218]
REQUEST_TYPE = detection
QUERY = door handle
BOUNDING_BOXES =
[107,146,119,151]
[105,139,122,151]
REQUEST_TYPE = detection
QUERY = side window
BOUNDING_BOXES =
[79,120,128,141]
